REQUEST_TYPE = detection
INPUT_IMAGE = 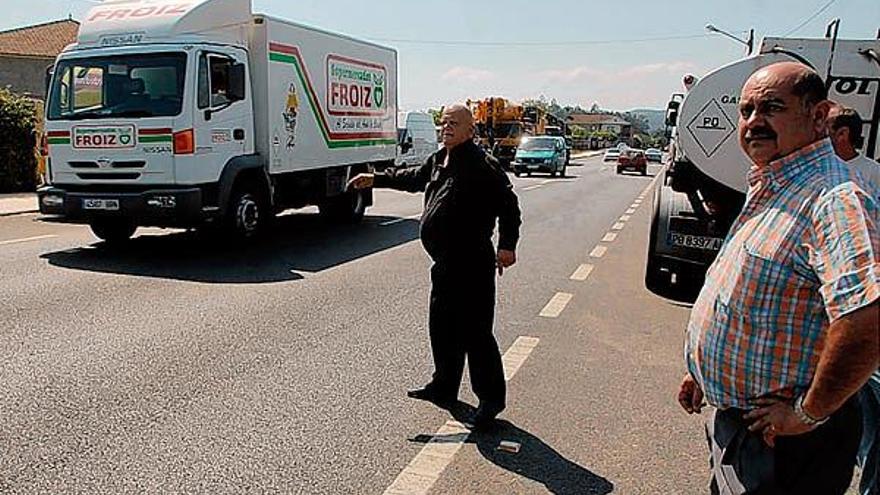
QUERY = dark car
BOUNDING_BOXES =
[616,149,647,176]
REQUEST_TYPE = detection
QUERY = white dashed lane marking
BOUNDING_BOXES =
[619,215,632,222]
[590,245,608,258]
[570,263,594,281]
[0,234,57,246]
[539,292,573,318]
[612,222,626,231]
[382,336,540,495]
[602,232,618,243]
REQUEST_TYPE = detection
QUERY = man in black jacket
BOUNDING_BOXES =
[348,104,521,427]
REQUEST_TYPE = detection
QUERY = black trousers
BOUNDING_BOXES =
[426,259,505,407]
[706,398,861,495]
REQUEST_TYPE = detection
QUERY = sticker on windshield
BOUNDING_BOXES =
[72,125,136,149]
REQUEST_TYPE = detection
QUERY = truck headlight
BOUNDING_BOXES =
[147,195,177,208]
[41,195,63,207]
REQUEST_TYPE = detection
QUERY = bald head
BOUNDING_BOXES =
[738,62,831,166]
[440,104,476,149]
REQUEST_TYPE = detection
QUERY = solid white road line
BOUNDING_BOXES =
[522,185,543,191]
[382,336,540,495]
[380,214,422,227]
[602,232,618,243]
[589,245,608,258]
[570,263,595,281]
[539,292,573,318]
[0,234,57,246]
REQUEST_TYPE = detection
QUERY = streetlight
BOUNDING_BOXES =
[706,24,754,55]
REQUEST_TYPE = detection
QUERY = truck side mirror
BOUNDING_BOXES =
[228,63,246,102]
[44,65,54,99]
[401,135,413,154]
[665,100,680,128]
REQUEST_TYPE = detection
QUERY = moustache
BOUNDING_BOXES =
[745,128,777,142]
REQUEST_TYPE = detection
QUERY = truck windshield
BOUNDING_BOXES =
[494,123,522,139]
[520,138,557,151]
[47,53,186,121]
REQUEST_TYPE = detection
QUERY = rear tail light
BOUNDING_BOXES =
[173,129,195,155]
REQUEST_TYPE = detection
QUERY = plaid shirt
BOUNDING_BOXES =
[686,139,880,409]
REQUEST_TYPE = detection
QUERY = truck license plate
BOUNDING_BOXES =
[668,233,723,251]
[82,199,120,211]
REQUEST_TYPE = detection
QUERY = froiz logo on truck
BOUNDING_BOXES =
[87,3,195,22]
[73,125,136,149]
[326,55,386,117]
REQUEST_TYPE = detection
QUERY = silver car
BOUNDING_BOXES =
[603,148,621,162]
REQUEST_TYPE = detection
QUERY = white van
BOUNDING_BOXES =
[396,111,439,168]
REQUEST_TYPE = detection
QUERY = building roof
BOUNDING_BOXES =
[566,113,631,127]
[0,19,79,58]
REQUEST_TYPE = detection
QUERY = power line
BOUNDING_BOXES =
[364,33,716,48]
[784,0,841,36]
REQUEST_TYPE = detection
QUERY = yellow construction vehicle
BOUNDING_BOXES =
[467,97,525,166]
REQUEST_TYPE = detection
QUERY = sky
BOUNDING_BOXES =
[1,0,879,112]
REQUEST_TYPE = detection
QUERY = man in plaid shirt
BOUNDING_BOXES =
[678,62,879,494]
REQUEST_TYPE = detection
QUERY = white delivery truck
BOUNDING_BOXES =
[647,28,880,301]
[38,0,398,242]
[395,111,439,168]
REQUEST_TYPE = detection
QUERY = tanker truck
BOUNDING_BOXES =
[646,29,880,301]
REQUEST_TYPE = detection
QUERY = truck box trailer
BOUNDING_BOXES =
[38,0,398,242]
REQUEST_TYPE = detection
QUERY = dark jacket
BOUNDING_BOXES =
[375,141,521,263]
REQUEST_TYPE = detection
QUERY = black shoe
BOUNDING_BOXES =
[407,387,456,408]
[471,402,505,429]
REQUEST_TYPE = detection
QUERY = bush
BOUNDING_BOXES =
[0,88,39,193]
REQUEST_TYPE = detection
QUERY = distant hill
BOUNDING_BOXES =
[627,109,666,133]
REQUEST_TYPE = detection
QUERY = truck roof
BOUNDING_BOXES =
[76,0,252,50]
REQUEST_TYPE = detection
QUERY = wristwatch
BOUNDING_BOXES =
[794,394,829,427]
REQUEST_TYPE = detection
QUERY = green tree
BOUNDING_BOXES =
[0,88,38,192]
[427,107,445,126]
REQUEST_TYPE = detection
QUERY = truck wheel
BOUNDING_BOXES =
[90,220,136,244]
[645,254,672,294]
[227,182,269,239]
[320,189,366,223]
[645,185,672,295]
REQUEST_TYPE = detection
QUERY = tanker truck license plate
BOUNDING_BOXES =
[83,199,120,211]
[668,233,723,250]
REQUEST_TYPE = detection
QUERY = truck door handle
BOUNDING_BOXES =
[233,129,245,141]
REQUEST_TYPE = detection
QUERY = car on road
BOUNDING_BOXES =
[512,136,567,177]
[603,148,621,162]
[617,149,648,175]
[645,148,663,163]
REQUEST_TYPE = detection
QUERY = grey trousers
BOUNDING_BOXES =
[706,399,861,495]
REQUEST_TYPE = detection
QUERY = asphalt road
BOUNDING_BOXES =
[0,155,710,494]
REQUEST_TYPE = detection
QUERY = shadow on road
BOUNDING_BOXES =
[41,213,420,284]
[411,406,613,495]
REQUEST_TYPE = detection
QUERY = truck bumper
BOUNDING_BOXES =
[37,186,206,227]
